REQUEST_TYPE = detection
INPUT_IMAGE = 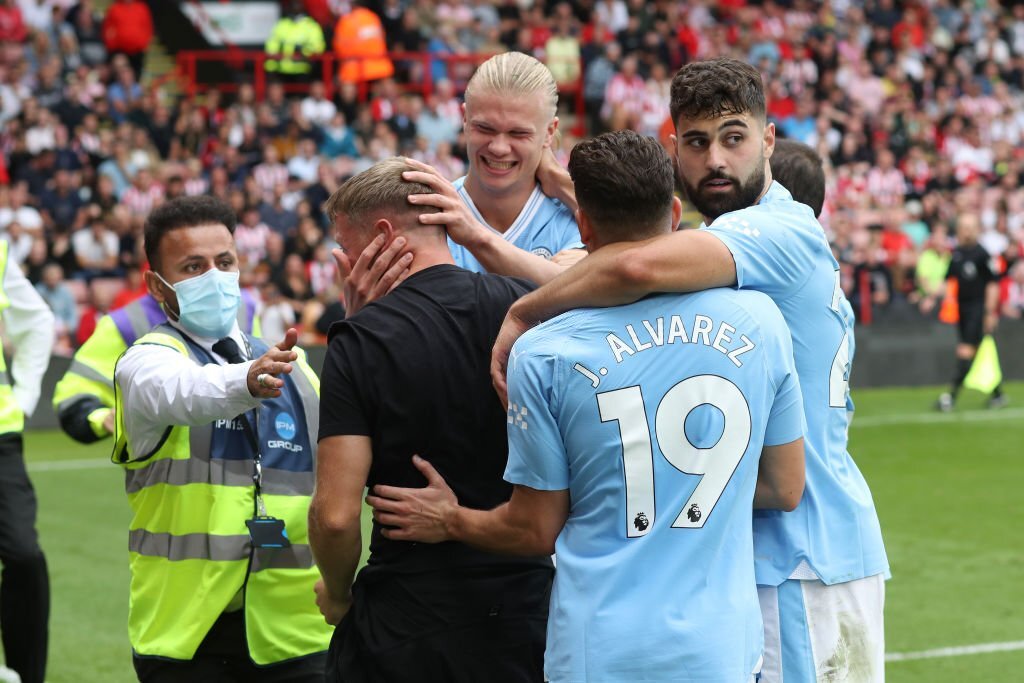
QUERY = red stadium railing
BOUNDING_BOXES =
[173,50,587,136]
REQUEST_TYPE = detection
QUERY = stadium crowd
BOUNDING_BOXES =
[2,0,1024,354]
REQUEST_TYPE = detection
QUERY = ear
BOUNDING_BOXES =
[670,196,683,232]
[763,121,776,159]
[461,101,467,129]
[545,116,560,149]
[575,208,596,252]
[144,270,166,303]
[374,217,396,243]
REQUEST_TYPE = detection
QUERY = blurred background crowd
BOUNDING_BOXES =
[1,0,1023,355]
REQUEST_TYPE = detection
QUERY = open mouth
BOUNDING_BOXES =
[482,158,517,172]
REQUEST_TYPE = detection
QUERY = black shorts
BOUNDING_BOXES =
[957,304,984,347]
[328,566,552,683]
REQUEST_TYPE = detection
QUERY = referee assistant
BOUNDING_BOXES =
[936,214,1004,411]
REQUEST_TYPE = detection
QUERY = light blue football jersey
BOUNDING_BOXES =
[447,176,583,273]
[704,181,889,586]
[505,289,804,682]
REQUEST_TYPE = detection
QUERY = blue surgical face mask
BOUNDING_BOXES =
[156,268,241,339]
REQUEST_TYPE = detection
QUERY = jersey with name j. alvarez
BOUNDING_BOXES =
[504,286,804,682]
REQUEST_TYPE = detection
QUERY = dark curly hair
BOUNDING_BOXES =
[143,195,237,270]
[670,58,766,126]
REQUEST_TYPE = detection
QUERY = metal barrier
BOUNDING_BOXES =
[173,50,587,135]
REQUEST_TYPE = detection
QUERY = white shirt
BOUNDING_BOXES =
[1,247,55,417]
[115,320,261,457]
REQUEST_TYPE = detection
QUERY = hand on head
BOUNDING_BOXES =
[402,157,490,247]
[333,235,413,317]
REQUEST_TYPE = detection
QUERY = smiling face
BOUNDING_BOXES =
[463,88,557,200]
[672,110,774,223]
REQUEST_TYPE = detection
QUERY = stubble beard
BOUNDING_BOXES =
[679,158,767,223]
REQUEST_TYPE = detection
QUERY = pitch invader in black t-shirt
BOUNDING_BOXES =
[309,157,553,683]
[936,214,1004,411]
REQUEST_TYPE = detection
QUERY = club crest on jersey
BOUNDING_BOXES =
[531,247,553,259]
[633,512,649,532]
[686,503,702,523]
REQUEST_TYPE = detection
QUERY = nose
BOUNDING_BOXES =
[705,141,727,172]
[487,134,511,157]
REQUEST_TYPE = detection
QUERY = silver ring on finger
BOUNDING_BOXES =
[257,373,269,387]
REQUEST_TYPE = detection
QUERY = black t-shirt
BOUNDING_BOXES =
[320,264,550,577]
[947,243,997,307]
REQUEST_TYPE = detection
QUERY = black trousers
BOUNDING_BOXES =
[328,566,552,682]
[133,610,326,682]
[0,433,49,683]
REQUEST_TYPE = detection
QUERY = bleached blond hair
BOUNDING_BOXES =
[465,51,558,120]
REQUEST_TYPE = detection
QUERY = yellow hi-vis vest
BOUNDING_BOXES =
[0,240,24,434]
[112,325,331,664]
[265,15,326,75]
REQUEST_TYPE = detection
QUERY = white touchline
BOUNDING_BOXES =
[887,640,1024,662]
[27,458,112,472]
[852,407,1024,428]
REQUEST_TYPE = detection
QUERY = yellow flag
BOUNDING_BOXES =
[963,335,1003,394]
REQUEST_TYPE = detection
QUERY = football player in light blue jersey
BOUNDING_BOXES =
[491,59,889,682]
[399,52,583,284]
[367,131,806,683]
[333,53,584,316]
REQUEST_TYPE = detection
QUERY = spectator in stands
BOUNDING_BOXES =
[71,217,120,281]
[257,281,295,342]
[333,0,394,84]
[601,53,645,130]
[545,3,581,88]
[300,79,336,129]
[40,168,86,234]
[253,146,289,202]
[287,136,322,187]
[2,220,31,264]
[0,183,43,234]
[320,111,359,159]
[265,0,326,83]
[260,182,299,236]
[34,262,77,352]
[101,0,152,79]
[75,277,115,346]
[234,205,272,269]
[120,168,163,220]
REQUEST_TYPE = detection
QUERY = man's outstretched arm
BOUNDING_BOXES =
[367,455,569,556]
[492,229,737,399]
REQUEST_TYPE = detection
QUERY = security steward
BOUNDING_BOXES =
[0,238,56,683]
[264,0,326,82]
[112,196,330,681]
[52,289,258,445]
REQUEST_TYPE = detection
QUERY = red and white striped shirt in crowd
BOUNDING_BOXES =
[121,183,164,217]
[865,167,907,208]
[307,259,337,296]
[252,162,289,200]
[234,221,272,267]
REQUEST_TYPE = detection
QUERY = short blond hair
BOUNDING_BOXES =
[324,157,436,224]
[465,51,558,119]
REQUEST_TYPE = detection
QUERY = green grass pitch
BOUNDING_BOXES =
[19,383,1024,682]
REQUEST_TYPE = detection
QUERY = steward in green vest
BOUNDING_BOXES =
[52,292,259,444]
[0,237,56,683]
[112,196,329,680]
[264,1,326,77]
